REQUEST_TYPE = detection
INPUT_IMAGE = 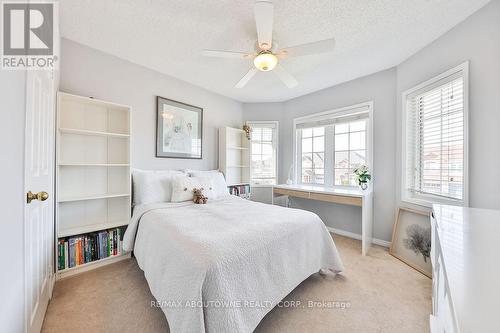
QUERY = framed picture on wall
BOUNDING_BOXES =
[389,207,432,278]
[156,96,203,159]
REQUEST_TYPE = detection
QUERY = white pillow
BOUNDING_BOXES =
[186,170,230,198]
[132,169,185,205]
[171,176,217,202]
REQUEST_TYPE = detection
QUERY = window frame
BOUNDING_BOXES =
[401,61,469,207]
[298,127,326,184]
[333,119,369,186]
[247,120,279,187]
[293,102,374,188]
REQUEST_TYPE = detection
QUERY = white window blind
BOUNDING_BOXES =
[249,122,278,185]
[295,105,370,129]
[406,73,465,202]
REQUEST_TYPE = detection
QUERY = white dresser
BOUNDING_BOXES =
[431,204,500,333]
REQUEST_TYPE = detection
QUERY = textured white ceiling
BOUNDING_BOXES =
[60,0,489,102]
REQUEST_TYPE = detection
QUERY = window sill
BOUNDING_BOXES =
[251,184,276,188]
[402,194,465,209]
[299,183,361,190]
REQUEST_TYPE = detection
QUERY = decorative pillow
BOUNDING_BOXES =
[171,176,216,202]
[186,170,230,198]
[132,169,185,205]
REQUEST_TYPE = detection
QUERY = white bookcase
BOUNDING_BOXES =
[218,126,250,189]
[56,92,131,279]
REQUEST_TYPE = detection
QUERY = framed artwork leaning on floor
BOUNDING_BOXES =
[390,207,432,278]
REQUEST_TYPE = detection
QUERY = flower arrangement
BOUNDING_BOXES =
[242,124,252,140]
[354,165,371,190]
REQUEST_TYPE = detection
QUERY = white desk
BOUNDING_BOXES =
[430,204,500,333]
[272,184,374,255]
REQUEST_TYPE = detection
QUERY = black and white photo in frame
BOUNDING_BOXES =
[390,207,432,278]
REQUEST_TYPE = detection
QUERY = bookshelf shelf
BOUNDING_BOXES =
[58,220,129,238]
[56,92,131,280]
[226,127,245,133]
[57,253,131,280]
[56,91,130,109]
[227,146,249,150]
[58,193,130,203]
[59,127,130,138]
[59,163,130,167]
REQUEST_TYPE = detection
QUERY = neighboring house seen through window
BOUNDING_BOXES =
[333,120,367,186]
[300,127,325,184]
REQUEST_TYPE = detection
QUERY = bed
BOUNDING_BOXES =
[123,193,343,333]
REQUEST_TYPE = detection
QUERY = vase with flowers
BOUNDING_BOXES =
[354,165,371,190]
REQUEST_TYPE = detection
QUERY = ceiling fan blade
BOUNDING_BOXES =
[202,50,254,59]
[235,68,258,88]
[274,65,298,88]
[254,0,274,50]
[278,38,335,58]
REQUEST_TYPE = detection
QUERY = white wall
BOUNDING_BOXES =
[0,71,26,333]
[244,0,500,242]
[60,38,243,171]
[396,0,500,210]
[244,68,398,242]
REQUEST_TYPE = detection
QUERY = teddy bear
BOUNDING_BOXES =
[192,188,208,204]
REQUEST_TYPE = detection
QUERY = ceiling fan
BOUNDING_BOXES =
[201,0,336,89]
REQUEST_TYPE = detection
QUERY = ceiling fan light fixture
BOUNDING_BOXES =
[253,51,278,71]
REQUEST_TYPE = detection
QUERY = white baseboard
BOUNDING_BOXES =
[326,226,391,248]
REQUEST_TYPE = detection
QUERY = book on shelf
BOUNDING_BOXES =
[228,184,251,199]
[57,226,126,271]
[68,238,75,268]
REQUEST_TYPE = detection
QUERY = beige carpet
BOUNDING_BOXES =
[42,235,431,333]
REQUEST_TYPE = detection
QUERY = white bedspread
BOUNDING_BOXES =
[123,196,343,333]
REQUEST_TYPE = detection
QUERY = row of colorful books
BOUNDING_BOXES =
[57,227,126,270]
[228,184,251,199]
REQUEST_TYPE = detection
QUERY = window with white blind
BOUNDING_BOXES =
[294,103,372,187]
[402,62,468,206]
[249,121,278,186]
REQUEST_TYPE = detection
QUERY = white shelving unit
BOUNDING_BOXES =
[219,127,251,198]
[56,92,131,279]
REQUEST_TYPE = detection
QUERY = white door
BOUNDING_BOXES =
[24,69,55,333]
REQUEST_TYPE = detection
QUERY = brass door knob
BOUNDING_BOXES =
[27,191,49,204]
